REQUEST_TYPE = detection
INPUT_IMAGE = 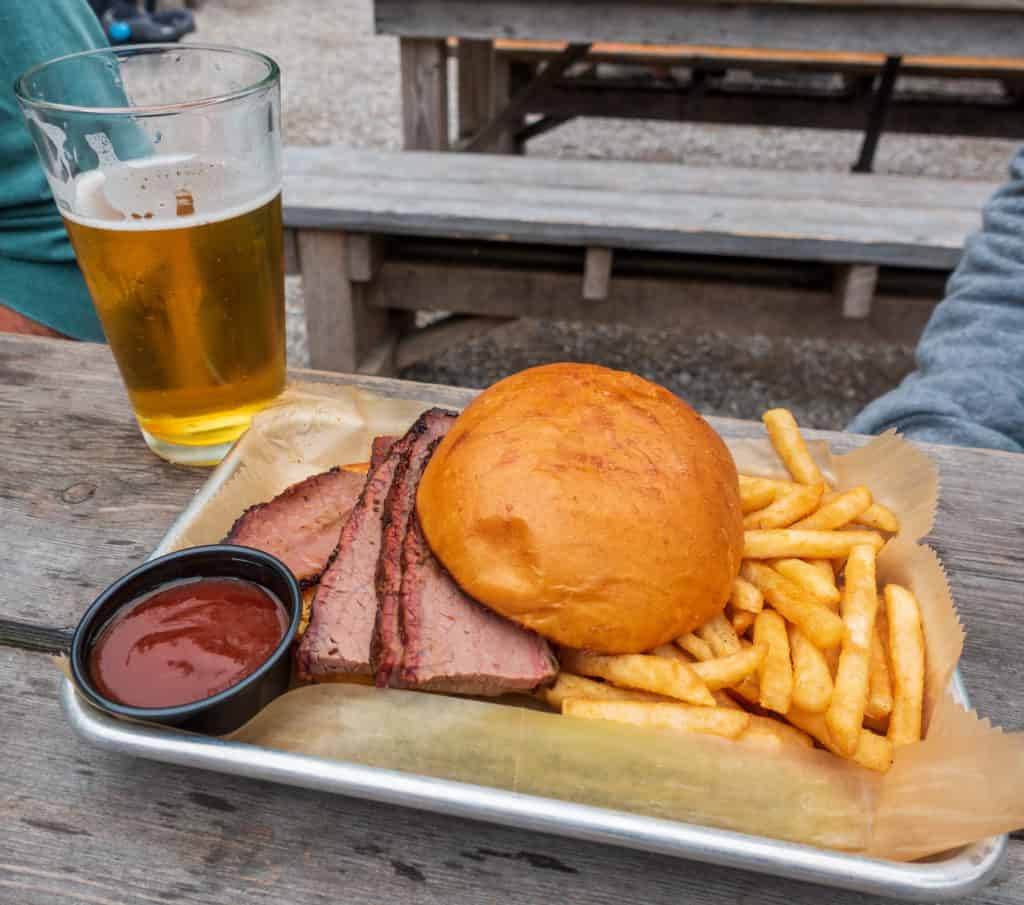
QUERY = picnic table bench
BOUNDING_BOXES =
[2,333,1024,904]
[377,0,1024,162]
[283,146,996,373]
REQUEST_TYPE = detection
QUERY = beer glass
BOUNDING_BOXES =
[16,45,285,465]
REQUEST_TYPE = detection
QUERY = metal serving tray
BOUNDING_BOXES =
[63,423,1008,902]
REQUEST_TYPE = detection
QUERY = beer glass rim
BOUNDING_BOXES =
[14,43,279,118]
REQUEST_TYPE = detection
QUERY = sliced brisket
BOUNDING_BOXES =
[372,414,456,686]
[225,467,365,588]
[398,515,559,695]
[370,435,397,471]
[295,410,454,682]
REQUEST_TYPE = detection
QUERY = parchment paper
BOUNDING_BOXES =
[148,382,1024,859]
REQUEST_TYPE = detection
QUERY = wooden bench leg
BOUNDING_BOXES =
[835,264,878,319]
[400,38,449,150]
[458,40,492,142]
[346,235,383,283]
[457,40,523,153]
[297,230,401,375]
[582,248,614,301]
[283,228,300,276]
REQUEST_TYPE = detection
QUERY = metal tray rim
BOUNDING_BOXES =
[74,397,1007,901]
[62,680,1006,901]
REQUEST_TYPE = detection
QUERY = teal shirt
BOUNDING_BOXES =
[0,0,107,341]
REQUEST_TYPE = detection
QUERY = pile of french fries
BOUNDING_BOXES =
[544,409,926,773]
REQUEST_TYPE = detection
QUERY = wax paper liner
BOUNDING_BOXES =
[132,382,1024,859]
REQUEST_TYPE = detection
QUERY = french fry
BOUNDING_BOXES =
[885,584,925,746]
[541,673,671,710]
[730,674,761,707]
[738,474,800,498]
[788,625,834,713]
[826,545,878,757]
[744,529,884,560]
[731,609,755,636]
[754,610,793,714]
[809,558,838,584]
[786,706,894,772]
[675,632,713,662]
[795,486,873,531]
[743,482,825,530]
[739,715,815,752]
[563,699,750,740]
[713,690,744,710]
[855,502,900,534]
[650,643,690,664]
[762,408,826,485]
[865,623,894,721]
[729,576,764,614]
[740,561,844,649]
[739,482,777,514]
[558,650,715,707]
[770,558,841,607]
[696,612,742,657]
[690,643,767,690]
[809,566,841,676]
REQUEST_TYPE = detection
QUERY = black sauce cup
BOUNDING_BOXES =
[70,545,301,736]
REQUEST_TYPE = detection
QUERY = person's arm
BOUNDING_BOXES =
[848,148,1024,453]
[0,0,109,340]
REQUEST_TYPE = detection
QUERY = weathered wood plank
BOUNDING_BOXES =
[384,0,1024,15]
[346,234,383,283]
[283,147,994,270]
[375,1,1024,57]
[283,228,300,275]
[297,230,399,373]
[285,147,997,211]
[494,39,1024,77]
[366,258,937,344]
[400,37,450,150]
[0,337,479,631]
[835,264,878,319]
[462,42,591,152]
[0,337,209,633]
[2,646,1023,904]
[529,80,1024,141]
[457,39,494,140]
[582,247,614,301]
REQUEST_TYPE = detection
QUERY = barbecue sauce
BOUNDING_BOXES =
[89,577,287,708]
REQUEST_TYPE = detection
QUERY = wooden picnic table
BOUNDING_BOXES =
[2,332,1023,904]
[375,0,1024,156]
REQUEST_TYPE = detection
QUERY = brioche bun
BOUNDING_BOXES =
[416,363,743,653]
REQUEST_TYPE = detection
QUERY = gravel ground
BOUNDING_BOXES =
[197,0,1017,428]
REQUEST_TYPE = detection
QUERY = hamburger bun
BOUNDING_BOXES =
[416,363,743,653]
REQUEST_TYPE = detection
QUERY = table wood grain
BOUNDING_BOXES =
[2,334,1023,903]
[282,147,995,270]
[374,0,1024,58]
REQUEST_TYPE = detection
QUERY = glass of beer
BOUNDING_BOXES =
[16,45,285,465]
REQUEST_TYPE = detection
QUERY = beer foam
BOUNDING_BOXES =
[65,155,280,231]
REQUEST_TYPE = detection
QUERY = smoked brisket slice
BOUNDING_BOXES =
[225,467,365,588]
[295,410,454,682]
[398,515,559,695]
[372,413,456,686]
[370,435,397,471]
